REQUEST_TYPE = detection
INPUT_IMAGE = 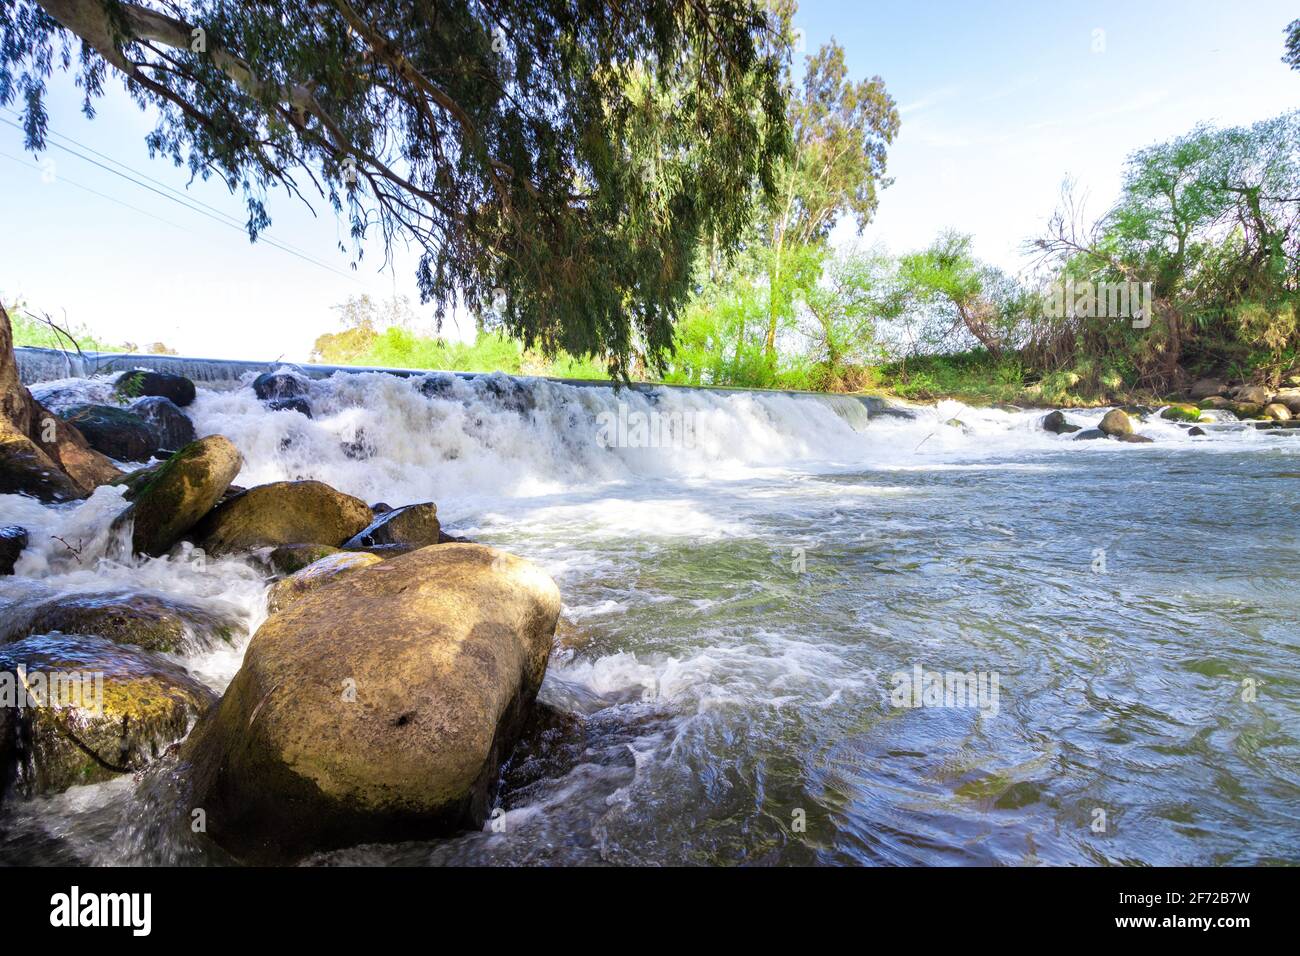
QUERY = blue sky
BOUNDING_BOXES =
[1,0,1297,360]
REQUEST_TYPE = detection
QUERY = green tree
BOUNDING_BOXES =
[3,0,791,377]
[1285,18,1300,70]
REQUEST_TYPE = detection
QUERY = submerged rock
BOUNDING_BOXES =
[343,502,441,550]
[0,634,215,796]
[183,543,562,862]
[266,396,312,418]
[266,551,383,614]
[1073,428,1107,441]
[195,480,372,556]
[1115,433,1155,444]
[1042,410,1080,434]
[57,404,160,463]
[114,370,196,408]
[1098,409,1134,437]
[129,396,195,454]
[1188,426,1207,437]
[0,591,240,654]
[112,435,243,557]
[268,543,341,575]
[252,371,307,401]
[0,526,27,575]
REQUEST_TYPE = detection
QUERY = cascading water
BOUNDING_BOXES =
[2,360,1297,865]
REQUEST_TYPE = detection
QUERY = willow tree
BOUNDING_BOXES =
[2,0,790,378]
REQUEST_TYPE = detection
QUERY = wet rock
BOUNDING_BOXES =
[416,373,458,400]
[370,502,392,515]
[194,479,372,556]
[1042,410,1080,434]
[474,373,535,415]
[0,634,215,796]
[114,370,196,408]
[1188,426,1206,437]
[1115,433,1155,444]
[129,396,195,454]
[1120,405,1153,419]
[0,591,240,653]
[1264,403,1291,421]
[343,502,440,550]
[110,461,163,501]
[267,397,312,418]
[1073,428,1107,441]
[0,421,86,502]
[183,543,562,862]
[268,543,341,576]
[112,435,243,557]
[0,526,27,575]
[1229,402,1265,419]
[1159,404,1201,422]
[1098,409,1134,437]
[266,551,383,614]
[252,370,308,401]
[57,404,160,463]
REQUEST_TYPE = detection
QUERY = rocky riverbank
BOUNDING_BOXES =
[0,361,563,862]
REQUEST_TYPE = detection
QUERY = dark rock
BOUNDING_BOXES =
[252,370,308,401]
[1188,426,1206,437]
[111,436,243,557]
[343,502,440,550]
[57,404,160,463]
[114,370,196,407]
[129,396,196,454]
[1074,428,1107,441]
[416,373,458,400]
[370,502,392,515]
[1115,433,1155,444]
[0,634,215,796]
[0,526,28,575]
[266,397,312,418]
[1042,410,1080,434]
[473,374,535,415]
[183,544,561,862]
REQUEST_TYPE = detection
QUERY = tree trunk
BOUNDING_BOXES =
[0,303,121,501]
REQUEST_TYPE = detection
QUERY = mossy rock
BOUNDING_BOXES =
[112,435,243,557]
[1229,402,1264,418]
[113,370,196,407]
[0,634,215,796]
[0,591,240,654]
[195,480,372,556]
[268,543,342,575]
[266,551,383,614]
[1160,404,1200,422]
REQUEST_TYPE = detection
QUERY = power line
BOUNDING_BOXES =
[0,113,362,282]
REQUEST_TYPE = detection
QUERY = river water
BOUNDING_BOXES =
[2,368,1297,865]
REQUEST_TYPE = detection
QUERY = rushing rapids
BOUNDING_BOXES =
[2,355,1298,865]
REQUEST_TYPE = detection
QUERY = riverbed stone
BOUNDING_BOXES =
[1273,389,1300,415]
[252,371,307,401]
[342,502,441,550]
[112,435,243,557]
[1074,428,1107,441]
[266,551,383,614]
[268,543,341,575]
[129,396,195,454]
[1232,384,1271,405]
[1042,410,1080,434]
[0,525,27,575]
[1098,409,1133,436]
[114,370,196,408]
[1189,378,1227,399]
[57,404,160,463]
[1264,403,1291,421]
[183,543,562,862]
[1229,402,1265,419]
[195,480,371,556]
[0,634,215,796]
[1115,433,1155,444]
[0,591,240,653]
[1160,404,1201,422]
[1198,396,1233,410]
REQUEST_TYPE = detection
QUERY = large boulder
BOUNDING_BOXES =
[111,435,243,557]
[1273,389,1300,415]
[0,634,215,796]
[0,591,240,654]
[129,396,196,454]
[1232,384,1271,405]
[58,404,160,463]
[1041,410,1080,434]
[1264,403,1292,421]
[342,502,441,550]
[1098,409,1133,437]
[266,551,383,614]
[0,525,27,575]
[194,480,371,556]
[0,420,85,502]
[183,543,562,862]
[114,370,196,408]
